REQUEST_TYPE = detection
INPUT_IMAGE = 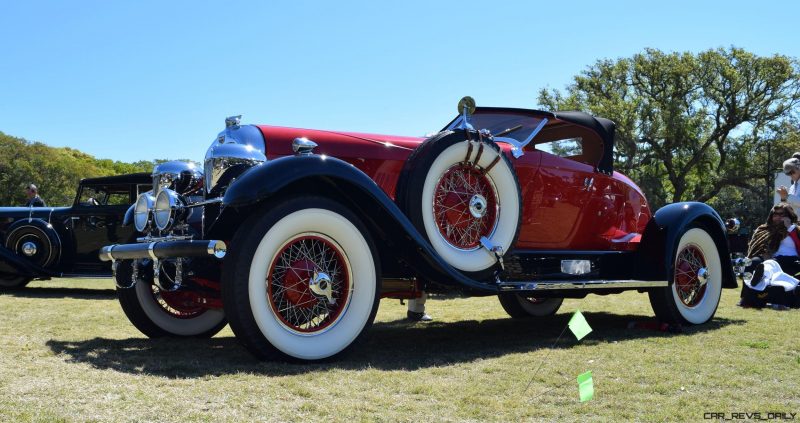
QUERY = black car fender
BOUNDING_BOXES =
[0,244,53,279]
[122,204,135,227]
[0,218,61,278]
[636,202,736,288]
[217,154,499,295]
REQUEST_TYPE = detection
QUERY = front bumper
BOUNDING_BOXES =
[99,240,226,262]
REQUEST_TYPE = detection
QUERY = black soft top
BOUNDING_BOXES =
[446,107,616,173]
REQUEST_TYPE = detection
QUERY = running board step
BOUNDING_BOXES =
[497,279,668,291]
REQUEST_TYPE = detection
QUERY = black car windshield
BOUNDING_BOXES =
[445,111,547,145]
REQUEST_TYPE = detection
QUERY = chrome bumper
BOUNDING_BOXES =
[99,240,226,262]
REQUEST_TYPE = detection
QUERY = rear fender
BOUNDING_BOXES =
[216,154,498,295]
[636,202,736,288]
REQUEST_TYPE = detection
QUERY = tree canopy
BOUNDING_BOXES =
[0,132,155,206]
[538,47,800,229]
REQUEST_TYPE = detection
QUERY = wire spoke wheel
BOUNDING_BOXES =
[674,245,707,307]
[433,163,498,250]
[396,131,522,277]
[268,234,351,334]
[154,287,206,318]
[648,226,722,325]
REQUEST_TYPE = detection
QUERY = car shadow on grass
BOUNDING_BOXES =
[1,286,116,300]
[44,311,745,378]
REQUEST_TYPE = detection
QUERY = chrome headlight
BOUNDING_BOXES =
[134,193,155,232]
[152,161,203,195]
[154,189,181,231]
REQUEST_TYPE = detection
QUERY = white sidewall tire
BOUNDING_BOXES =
[515,296,563,316]
[247,208,377,361]
[671,228,722,324]
[420,141,520,272]
[134,281,226,336]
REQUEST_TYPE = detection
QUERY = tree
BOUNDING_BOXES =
[0,132,155,206]
[538,47,800,219]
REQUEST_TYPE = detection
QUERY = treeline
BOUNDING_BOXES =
[539,47,800,232]
[0,132,158,206]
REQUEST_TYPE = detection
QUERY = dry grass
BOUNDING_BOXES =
[1,279,798,422]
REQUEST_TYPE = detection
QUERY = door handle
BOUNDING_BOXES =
[584,177,594,191]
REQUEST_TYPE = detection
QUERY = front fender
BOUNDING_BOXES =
[636,202,736,288]
[0,244,52,279]
[220,155,498,295]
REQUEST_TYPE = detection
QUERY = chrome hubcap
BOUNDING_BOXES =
[697,267,709,286]
[309,271,335,304]
[21,241,37,257]
[469,194,488,218]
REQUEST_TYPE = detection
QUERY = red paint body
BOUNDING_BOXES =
[256,123,650,252]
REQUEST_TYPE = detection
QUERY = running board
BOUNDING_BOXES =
[497,279,668,291]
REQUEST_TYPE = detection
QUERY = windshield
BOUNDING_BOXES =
[445,111,547,145]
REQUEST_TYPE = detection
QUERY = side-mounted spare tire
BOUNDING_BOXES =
[396,129,522,280]
[5,220,61,269]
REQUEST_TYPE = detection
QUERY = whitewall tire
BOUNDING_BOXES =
[223,196,381,361]
[117,260,227,338]
[397,131,522,279]
[649,227,722,325]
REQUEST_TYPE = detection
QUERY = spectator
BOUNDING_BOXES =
[776,152,800,210]
[740,202,800,308]
[23,184,46,207]
[407,291,432,322]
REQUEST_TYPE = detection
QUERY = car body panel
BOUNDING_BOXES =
[0,173,150,279]
[254,108,650,252]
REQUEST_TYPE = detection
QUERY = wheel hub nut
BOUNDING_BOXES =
[697,267,709,285]
[309,271,335,304]
[469,194,488,218]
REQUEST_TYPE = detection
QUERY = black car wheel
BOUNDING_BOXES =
[396,130,522,280]
[222,196,381,361]
[0,275,32,289]
[117,260,227,338]
[498,294,563,318]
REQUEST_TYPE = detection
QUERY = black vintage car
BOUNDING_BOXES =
[0,173,152,288]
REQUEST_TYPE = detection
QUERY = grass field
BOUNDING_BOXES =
[0,278,798,422]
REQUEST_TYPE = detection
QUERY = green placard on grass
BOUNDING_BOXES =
[568,310,592,341]
[577,371,594,402]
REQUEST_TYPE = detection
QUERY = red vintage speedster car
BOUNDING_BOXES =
[99,99,736,361]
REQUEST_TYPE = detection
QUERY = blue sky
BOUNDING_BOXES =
[1,1,798,163]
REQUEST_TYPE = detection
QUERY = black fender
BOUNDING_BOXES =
[122,204,135,227]
[0,243,54,279]
[636,202,736,288]
[219,154,499,295]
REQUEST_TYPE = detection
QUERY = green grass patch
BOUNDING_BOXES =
[741,341,770,349]
[1,278,798,421]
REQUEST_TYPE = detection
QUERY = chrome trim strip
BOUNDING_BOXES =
[493,118,549,159]
[611,233,639,243]
[104,244,115,261]
[184,197,223,208]
[147,242,158,260]
[136,234,193,243]
[497,279,668,291]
